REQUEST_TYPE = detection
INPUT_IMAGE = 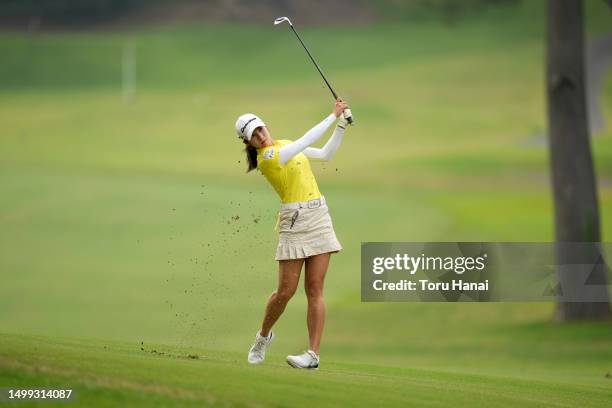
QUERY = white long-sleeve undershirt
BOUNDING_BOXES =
[302,126,344,161]
[279,114,341,165]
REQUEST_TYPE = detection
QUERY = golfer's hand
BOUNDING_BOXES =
[338,108,351,129]
[333,98,349,118]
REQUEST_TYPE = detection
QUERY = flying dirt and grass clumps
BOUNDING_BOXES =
[161,187,272,348]
[140,341,200,360]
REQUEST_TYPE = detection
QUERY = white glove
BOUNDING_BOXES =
[338,108,353,129]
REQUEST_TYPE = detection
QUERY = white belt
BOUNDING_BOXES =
[280,196,326,210]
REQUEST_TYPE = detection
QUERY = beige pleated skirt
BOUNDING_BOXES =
[275,203,343,261]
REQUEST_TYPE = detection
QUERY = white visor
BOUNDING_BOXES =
[235,113,266,142]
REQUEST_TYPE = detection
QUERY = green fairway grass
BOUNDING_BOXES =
[2,323,612,408]
[1,0,612,405]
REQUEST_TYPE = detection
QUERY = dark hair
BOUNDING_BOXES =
[244,140,258,172]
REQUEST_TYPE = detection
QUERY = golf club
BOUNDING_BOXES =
[274,16,353,125]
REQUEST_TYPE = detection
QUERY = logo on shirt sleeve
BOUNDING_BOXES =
[263,149,275,160]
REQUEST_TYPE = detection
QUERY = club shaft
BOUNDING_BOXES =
[289,25,338,100]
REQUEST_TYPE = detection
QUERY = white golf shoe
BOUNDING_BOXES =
[247,331,274,364]
[286,350,320,370]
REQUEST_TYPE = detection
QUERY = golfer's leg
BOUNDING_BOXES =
[304,253,331,354]
[260,259,304,337]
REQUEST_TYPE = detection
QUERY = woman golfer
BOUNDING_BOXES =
[235,98,349,370]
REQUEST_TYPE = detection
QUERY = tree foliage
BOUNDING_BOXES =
[0,0,523,27]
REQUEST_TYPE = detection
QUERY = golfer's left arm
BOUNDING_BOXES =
[278,114,337,165]
[302,125,345,161]
[278,99,348,165]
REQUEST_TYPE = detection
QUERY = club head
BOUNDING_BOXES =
[274,17,292,26]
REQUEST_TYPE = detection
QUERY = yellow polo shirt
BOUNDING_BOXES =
[257,140,321,204]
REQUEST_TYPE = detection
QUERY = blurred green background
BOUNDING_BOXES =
[1,0,612,406]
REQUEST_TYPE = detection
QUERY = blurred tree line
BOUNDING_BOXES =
[372,0,521,24]
[0,0,522,28]
[0,0,149,24]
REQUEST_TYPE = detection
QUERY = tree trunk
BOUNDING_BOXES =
[546,0,610,320]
